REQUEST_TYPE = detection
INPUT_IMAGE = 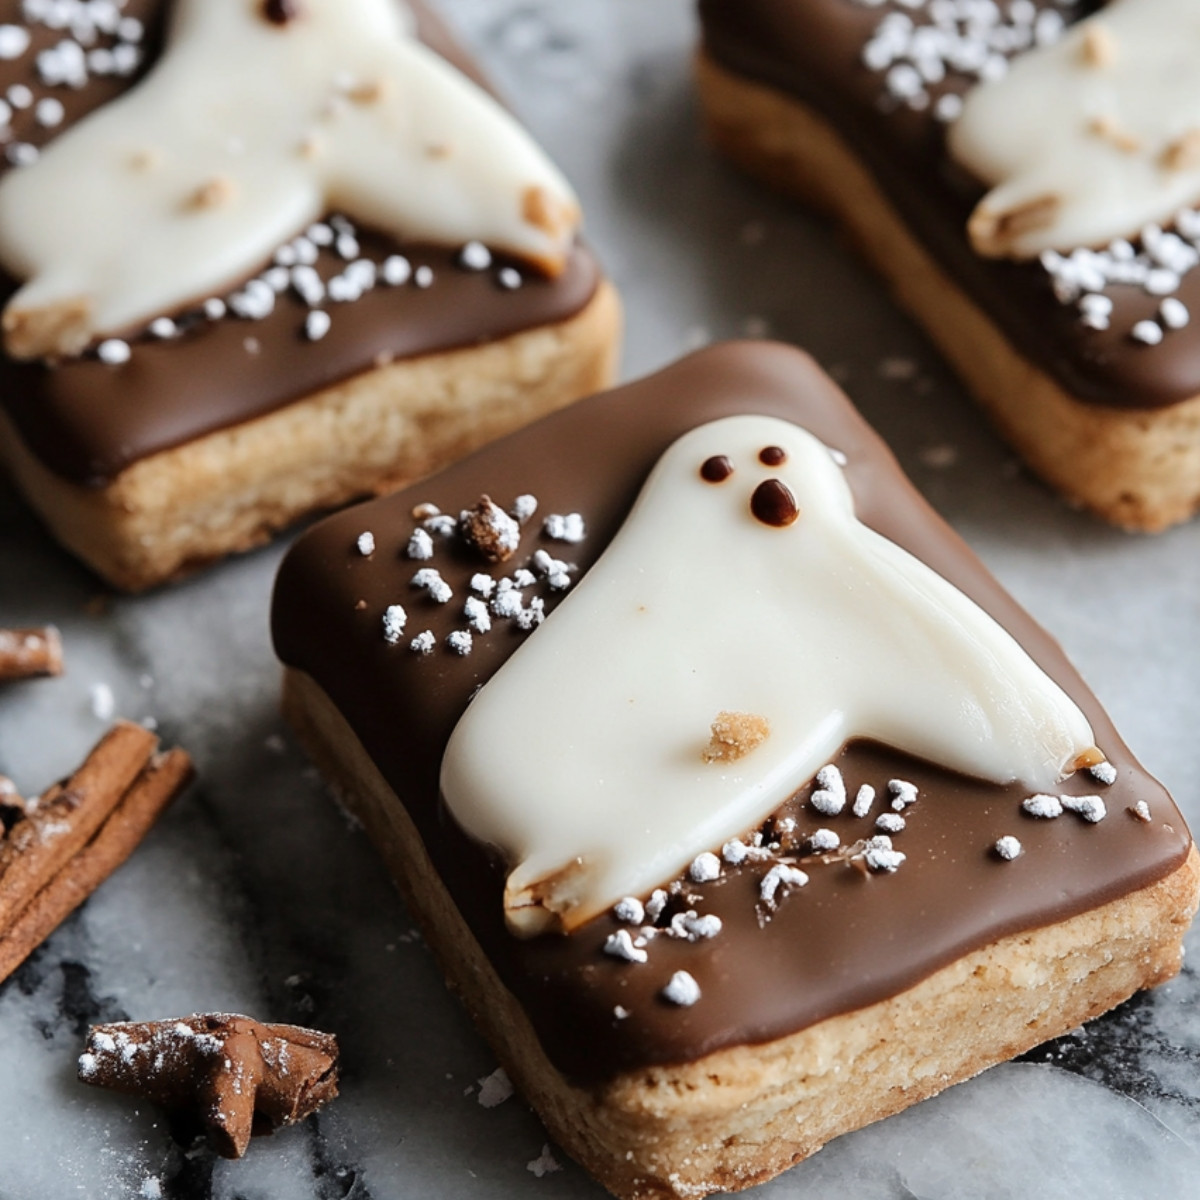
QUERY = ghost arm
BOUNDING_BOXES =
[845,522,1098,786]
[323,40,580,276]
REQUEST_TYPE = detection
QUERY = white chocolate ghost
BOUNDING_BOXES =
[949,0,1200,258]
[440,415,1099,936]
[0,0,580,358]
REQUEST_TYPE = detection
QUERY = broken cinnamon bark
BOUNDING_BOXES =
[0,626,63,681]
[78,1014,340,1159]
[0,721,193,983]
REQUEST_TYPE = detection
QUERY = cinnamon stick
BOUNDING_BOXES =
[0,722,157,929]
[0,626,63,681]
[0,748,193,983]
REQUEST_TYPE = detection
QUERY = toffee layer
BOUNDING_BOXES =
[698,0,1200,411]
[0,0,600,486]
[271,341,1191,1083]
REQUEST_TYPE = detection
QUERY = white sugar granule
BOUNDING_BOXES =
[476,1067,513,1109]
[543,512,586,543]
[852,784,876,818]
[688,852,721,883]
[1023,794,1064,819]
[446,630,473,656]
[603,929,647,964]
[382,605,406,645]
[527,1145,562,1178]
[356,531,374,556]
[1063,795,1107,823]
[862,835,905,873]
[994,836,1023,861]
[661,970,701,1007]
[613,897,644,925]
[809,828,840,853]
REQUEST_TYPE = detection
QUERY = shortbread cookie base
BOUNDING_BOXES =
[696,51,1200,533]
[0,279,620,591]
[282,666,1200,1200]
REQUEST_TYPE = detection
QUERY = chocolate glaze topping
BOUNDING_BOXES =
[758,444,787,466]
[698,0,1200,410]
[262,0,300,26]
[750,477,799,526]
[700,453,734,483]
[0,0,599,486]
[272,342,1191,1083]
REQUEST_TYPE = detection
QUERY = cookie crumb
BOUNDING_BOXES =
[703,712,770,763]
[460,495,521,564]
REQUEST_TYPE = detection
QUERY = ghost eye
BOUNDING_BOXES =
[700,455,734,483]
[758,446,787,466]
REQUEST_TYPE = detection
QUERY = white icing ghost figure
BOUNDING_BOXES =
[949,0,1200,257]
[441,415,1100,936]
[0,0,580,358]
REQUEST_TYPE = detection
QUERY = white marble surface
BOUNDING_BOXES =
[3,2,1200,1197]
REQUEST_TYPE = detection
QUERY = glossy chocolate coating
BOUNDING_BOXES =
[698,0,1200,410]
[0,0,600,486]
[272,342,1190,1082]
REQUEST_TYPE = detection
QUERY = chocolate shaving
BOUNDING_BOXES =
[0,626,63,681]
[0,722,193,984]
[459,494,520,564]
[79,1014,340,1158]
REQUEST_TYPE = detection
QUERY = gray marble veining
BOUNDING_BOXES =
[2,2,1200,1197]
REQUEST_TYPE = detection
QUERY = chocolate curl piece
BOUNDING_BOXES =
[0,626,63,681]
[79,1015,340,1158]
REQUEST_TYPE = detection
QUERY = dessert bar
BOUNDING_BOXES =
[272,342,1198,1198]
[0,0,619,589]
[697,0,1200,531]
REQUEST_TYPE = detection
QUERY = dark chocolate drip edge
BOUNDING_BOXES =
[271,342,1192,1083]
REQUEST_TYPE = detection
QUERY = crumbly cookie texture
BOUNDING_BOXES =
[272,343,1198,1198]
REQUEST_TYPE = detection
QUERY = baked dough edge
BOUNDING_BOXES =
[0,278,621,591]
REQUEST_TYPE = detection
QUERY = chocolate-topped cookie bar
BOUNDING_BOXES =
[0,0,619,589]
[698,0,1200,531]
[271,342,1198,1199]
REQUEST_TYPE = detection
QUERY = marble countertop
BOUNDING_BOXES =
[3,2,1200,1197]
